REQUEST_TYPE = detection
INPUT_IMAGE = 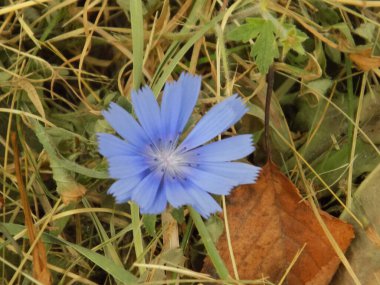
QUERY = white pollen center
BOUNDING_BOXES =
[154,148,182,172]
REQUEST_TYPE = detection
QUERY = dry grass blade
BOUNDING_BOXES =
[0,0,50,16]
[10,132,51,285]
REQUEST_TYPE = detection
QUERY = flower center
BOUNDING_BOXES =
[152,146,184,174]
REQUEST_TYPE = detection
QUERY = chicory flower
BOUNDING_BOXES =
[98,73,259,218]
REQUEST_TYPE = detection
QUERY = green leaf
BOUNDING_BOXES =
[226,18,265,42]
[280,25,308,56]
[143,214,157,236]
[335,163,380,284]
[310,0,340,26]
[171,207,185,224]
[250,20,279,74]
[205,215,224,244]
[355,22,377,42]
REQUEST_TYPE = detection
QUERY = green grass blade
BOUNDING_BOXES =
[152,12,224,95]
[82,198,124,267]
[189,208,230,281]
[0,223,138,284]
[130,0,144,88]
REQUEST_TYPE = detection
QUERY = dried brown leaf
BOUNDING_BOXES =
[349,48,380,71]
[203,162,354,285]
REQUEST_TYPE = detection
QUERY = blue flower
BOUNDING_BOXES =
[97,73,260,218]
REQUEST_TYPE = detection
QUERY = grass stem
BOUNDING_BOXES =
[189,207,230,281]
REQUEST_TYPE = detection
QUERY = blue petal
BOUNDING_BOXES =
[177,73,201,133]
[107,155,149,179]
[187,186,221,218]
[163,175,194,208]
[131,86,162,144]
[140,188,167,214]
[160,81,182,140]
[108,175,143,203]
[131,170,164,210]
[97,133,139,158]
[185,135,254,162]
[102,102,148,146]
[180,166,236,195]
[179,95,247,151]
[161,73,201,140]
[198,162,260,185]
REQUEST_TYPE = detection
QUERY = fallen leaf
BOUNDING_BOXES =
[349,48,380,71]
[332,163,380,285]
[203,161,354,284]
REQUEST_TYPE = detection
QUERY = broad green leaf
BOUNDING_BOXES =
[355,22,377,42]
[333,164,380,284]
[227,18,265,42]
[280,25,308,56]
[310,0,340,26]
[325,44,342,64]
[171,208,185,224]
[226,23,261,42]
[143,214,157,236]
[250,20,279,74]
[312,139,380,188]
[205,215,224,244]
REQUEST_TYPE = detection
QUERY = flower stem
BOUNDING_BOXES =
[162,207,179,250]
[189,207,230,280]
